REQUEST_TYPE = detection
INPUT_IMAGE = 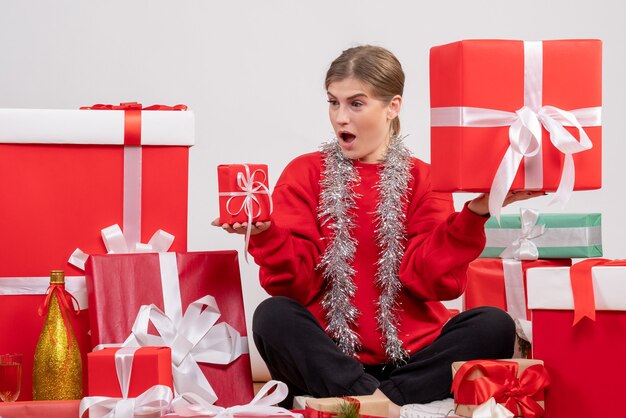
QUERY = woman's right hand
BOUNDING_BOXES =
[211,218,272,235]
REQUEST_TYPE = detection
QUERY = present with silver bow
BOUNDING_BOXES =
[480,209,602,259]
[85,250,253,406]
[80,346,173,418]
[430,39,602,220]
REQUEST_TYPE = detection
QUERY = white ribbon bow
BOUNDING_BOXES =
[69,223,175,270]
[123,295,249,404]
[430,41,601,221]
[171,380,302,418]
[218,164,273,262]
[488,105,594,220]
[499,208,545,260]
[79,347,173,418]
[472,398,514,418]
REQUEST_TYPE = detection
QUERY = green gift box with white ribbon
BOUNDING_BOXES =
[480,209,602,259]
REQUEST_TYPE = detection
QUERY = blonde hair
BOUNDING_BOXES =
[325,45,404,136]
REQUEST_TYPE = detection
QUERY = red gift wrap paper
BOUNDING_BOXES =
[465,258,571,320]
[430,39,602,192]
[87,347,173,398]
[85,250,253,406]
[528,263,626,418]
[0,145,189,278]
[218,164,271,224]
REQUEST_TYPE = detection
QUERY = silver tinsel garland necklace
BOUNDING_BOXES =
[318,136,412,364]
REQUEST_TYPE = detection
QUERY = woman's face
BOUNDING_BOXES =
[327,77,401,163]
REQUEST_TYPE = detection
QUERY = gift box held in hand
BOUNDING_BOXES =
[218,164,271,224]
[85,250,253,406]
[527,260,626,418]
[451,359,549,417]
[430,39,602,218]
[481,210,602,259]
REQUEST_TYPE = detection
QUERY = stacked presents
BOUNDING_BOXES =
[0,103,292,417]
[0,38,621,418]
[431,39,623,417]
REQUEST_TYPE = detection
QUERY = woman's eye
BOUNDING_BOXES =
[327,99,339,106]
[352,101,363,108]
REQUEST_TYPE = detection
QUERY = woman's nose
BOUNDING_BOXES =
[335,105,349,125]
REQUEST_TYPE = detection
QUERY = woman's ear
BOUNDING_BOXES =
[387,95,402,120]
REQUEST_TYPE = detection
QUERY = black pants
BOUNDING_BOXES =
[252,296,515,407]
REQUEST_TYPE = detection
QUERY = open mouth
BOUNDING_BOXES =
[339,131,356,144]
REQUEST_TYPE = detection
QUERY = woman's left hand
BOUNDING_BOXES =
[467,191,546,216]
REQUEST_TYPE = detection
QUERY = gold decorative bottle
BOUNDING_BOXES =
[32,270,83,399]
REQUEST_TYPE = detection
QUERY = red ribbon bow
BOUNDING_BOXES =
[570,258,626,325]
[452,360,549,418]
[79,102,187,145]
[38,284,81,349]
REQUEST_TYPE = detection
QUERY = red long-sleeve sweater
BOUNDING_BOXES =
[248,151,488,365]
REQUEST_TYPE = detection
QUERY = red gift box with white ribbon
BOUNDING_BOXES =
[527,260,626,418]
[0,103,193,400]
[218,164,271,225]
[430,39,602,219]
[465,258,571,321]
[85,250,254,407]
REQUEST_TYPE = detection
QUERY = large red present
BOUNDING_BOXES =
[0,277,90,401]
[85,250,253,407]
[0,103,193,400]
[0,103,193,277]
[430,40,602,218]
[527,260,626,418]
[218,164,271,225]
[465,258,571,321]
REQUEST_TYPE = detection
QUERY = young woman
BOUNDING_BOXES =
[215,45,541,418]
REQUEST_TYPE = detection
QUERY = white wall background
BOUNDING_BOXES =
[2,0,625,381]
